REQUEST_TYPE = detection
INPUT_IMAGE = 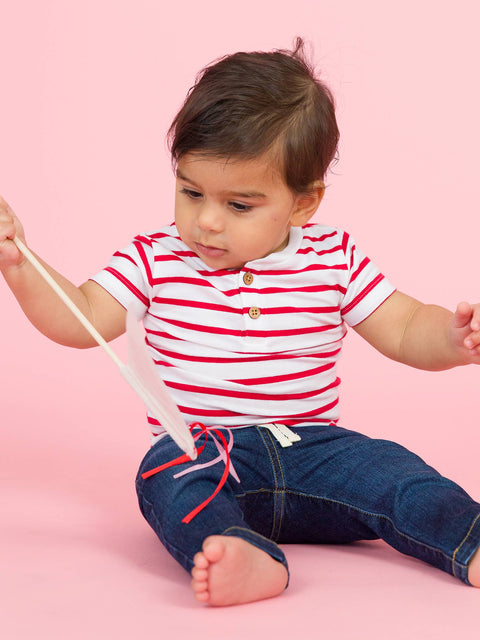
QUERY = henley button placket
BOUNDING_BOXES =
[239,270,263,342]
[243,272,254,286]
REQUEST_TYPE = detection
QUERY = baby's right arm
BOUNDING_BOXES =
[0,196,126,348]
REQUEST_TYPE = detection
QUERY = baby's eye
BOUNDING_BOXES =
[230,201,252,213]
[181,188,203,200]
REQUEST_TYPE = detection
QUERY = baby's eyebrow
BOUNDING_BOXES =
[224,189,267,199]
[176,169,266,199]
[176,169,196,184]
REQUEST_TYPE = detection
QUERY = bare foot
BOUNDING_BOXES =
[468,546,480,587]
[190,535,288,606]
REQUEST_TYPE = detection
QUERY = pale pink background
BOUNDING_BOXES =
[1,1,479,638]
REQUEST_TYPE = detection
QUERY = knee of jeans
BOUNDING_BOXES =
[137,467,191,523]
[360,441,441,513]
[136,439,188,497]
[389,471,465,537]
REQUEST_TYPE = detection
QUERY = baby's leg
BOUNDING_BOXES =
[135,434,289,606]
[270,424,480,586]
[191,535,288,606]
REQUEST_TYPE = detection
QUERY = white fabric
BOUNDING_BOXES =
[92,223,395,443]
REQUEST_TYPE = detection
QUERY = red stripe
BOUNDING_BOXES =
[342,274,385,316]
[154,251,198,262]
[244,263,348,277]
[173,250,198,257]
[153,264,348,280]
[303,230,338,243]
[133,234,154,247]
[113,251,137,266]
[147,395,340,423]
[152,359,174,368]
[149,230,176,240]
[197,268,242,278]
[154,254,187,262]
[150,276,220,290]
[239,284,347,295]
[148,407,241,421]
[152,297,339,316]
[149,278,346,298]
[297,244,342,257]
[104,267,149,306]
[164,379,337,402]
[228,363,336,385]
[145,329,182,341]
[258,305,339,315]
[350,256,370,283]
[147,343,341,364]
[159,316,343,338]
[280,397,340,420]
[152,297,242,315]
[134,240,153,287]
[151,316,239,336]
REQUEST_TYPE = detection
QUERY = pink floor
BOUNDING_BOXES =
[2,1,480,637]
[2,316,479,639]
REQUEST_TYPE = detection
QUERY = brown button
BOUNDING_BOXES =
[248,306,261,319]
[243,272,254,285]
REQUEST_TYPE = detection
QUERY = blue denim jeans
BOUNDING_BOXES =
[135,423,480,585]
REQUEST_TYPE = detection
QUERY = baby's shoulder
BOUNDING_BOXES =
[128,223,186,255]
[301,223,349,250]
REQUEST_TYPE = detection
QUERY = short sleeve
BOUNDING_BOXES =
[90,235,155,320]
[339,231,396,326]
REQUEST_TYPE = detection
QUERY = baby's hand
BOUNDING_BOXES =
[0,196,26,271]
[450,301,480,363]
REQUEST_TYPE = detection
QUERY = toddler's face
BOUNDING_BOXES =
[174,153,305,270]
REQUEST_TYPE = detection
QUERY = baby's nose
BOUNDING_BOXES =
[197,204,225,232]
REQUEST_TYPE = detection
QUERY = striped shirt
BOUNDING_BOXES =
[92,223,395,443]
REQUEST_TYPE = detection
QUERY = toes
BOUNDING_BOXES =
[202,536,226,563]
[191,550,211,603]
[193,551,209,570]
[191,576,208,592]
[191,567,208,582]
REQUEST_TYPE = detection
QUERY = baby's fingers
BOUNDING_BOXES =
[0,195,14,218]
[452,301,473,329]
[464,332,480,352]
[459,302,480,353]
[0,196,25,267]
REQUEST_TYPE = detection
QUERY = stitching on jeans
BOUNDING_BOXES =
[257,427,280,540]
[285,489,457,563]
[452,512,480,577]
[222,525,279,547]
[140,495,195,569]
[242,487,459,565]
[265,429,287,540]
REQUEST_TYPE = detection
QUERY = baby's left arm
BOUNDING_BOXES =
[354,290,480,370]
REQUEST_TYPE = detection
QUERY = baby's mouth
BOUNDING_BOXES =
[195,242,226,257]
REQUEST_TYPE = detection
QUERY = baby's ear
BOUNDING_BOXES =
[290,181,325,227]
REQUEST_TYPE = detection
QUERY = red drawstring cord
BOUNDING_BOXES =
[140,423,231,524]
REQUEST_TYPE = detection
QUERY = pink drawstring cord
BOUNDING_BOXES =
[141,422,232,524]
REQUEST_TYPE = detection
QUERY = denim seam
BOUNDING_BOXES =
[257,427,281,540]
[264,429,287,540]
[264,488,459,566]
[451,512,480,577]
[222,525,280,547]
[140,494,195,570]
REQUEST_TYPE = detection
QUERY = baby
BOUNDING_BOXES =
[1,39,480,606]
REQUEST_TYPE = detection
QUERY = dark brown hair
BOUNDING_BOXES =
[168,38,339,194]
